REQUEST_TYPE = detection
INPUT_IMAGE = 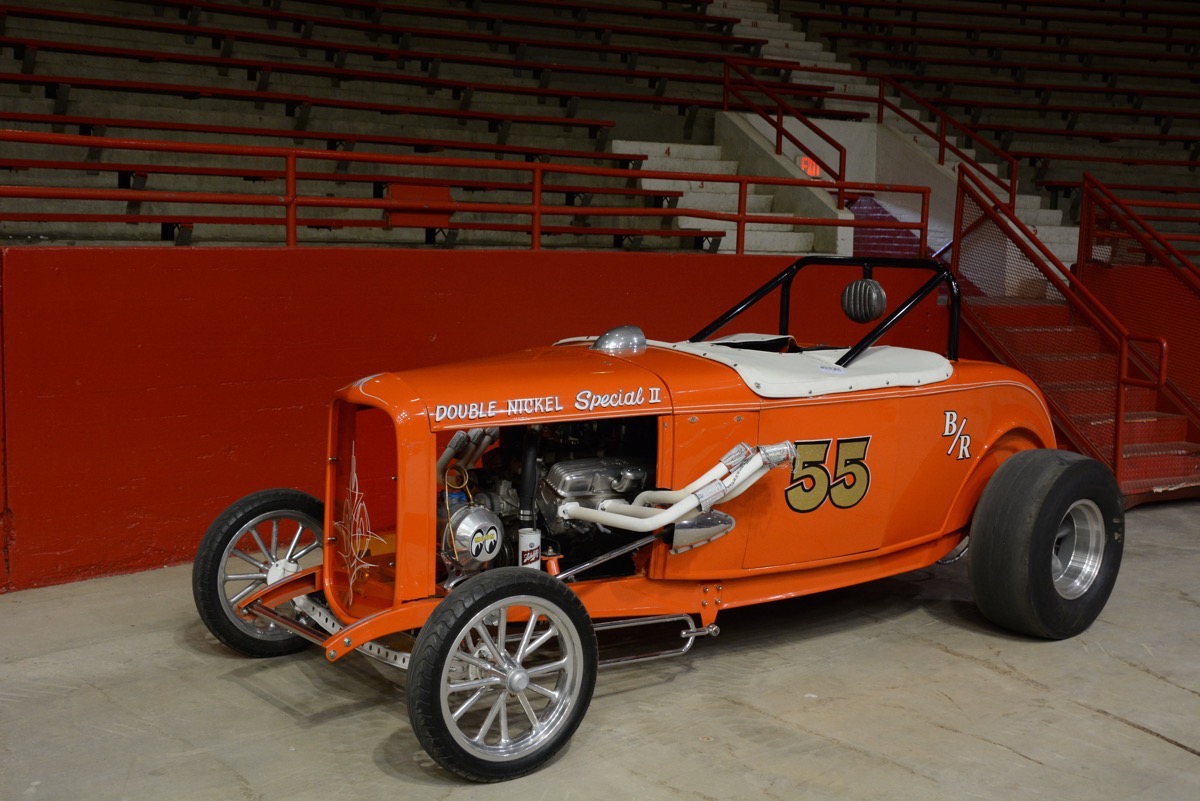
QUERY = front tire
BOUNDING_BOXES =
[407,567,598,782]
[192,489,324,657]
[968,450,1124,639]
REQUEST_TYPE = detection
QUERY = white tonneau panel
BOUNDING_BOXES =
[662,335,953,399]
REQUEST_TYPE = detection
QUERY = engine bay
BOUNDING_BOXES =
[437,417,660,583]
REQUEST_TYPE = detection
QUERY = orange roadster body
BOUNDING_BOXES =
[194,257,1122,782]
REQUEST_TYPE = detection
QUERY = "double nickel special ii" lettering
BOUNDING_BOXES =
[434,386,664,422]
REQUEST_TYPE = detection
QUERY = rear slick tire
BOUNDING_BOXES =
[968,450,1124,640]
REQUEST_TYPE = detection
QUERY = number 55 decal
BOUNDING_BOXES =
[785,437,872,513]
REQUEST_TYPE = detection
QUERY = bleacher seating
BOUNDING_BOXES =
[0,0,747,246]
[0,0,862,249]
[786,0,1200,226]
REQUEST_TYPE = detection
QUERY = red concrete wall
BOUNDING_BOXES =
[0,247,947,591]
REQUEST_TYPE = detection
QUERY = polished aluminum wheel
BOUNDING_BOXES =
[1051,499,1106,600]
[216,508,323,641]
[439,595,587,763]
[195,490,325,656]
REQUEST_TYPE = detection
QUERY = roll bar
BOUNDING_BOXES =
[688,256,961,367]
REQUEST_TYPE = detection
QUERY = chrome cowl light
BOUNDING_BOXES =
[590,325,647,355]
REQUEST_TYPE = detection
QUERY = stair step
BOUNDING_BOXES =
[760,43,839,61]
[709,0,784,21]
[1124,440,1200,462]
[997,325,1106,352]
[1120,473,1200,497]
[641,156,740,174]
[705,229,817,253]
[640,177,741,193]
[1022,351,1117,384]
[970,298,1073,328]
[678,215,797,234]
[733,20,800,36]
[1074,410,1190,445]
[610,140,722,159]
[1018,207,1065,227]
[1041,381,1159,415]
[682,193,775,212]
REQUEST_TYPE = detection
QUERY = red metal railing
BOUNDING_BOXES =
[720,59,1019,209]
[721,59,849,205]
[952,168,1168,487]
[0,129,931,254]
[869,76,1019,206]
[1076,174,1200,427]
[1080,183,1200,270]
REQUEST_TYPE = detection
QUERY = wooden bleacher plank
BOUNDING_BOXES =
[0,34,840,125]
[793,7,1200,51]
[0,155,685,208]
[793,0,1200,35]
[846,50,1200,88]
[0,72,617,144]
[124,0,769,54]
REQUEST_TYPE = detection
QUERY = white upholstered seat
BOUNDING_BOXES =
[663,335,953,399]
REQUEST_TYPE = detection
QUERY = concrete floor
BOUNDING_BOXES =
[2,500,1198,801]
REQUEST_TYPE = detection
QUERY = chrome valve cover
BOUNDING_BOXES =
[536,457,649,535]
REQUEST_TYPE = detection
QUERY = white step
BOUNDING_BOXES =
[695,226,817,254]
[733,20,803,36]
[682,192,775,212]
[1019,207,1066,226]
[788,72,872,95]
[1014,194,1065,226]
[679,215,799,234]
[641,155,740,174]
[1015,193,1043,211]
[1026,225,1080,247]
[709,0,782,22]
[641,177,741,193]
[615,131,817,254]
[822,97,873,116]
[610,140,723,159]
[761,43,839,61]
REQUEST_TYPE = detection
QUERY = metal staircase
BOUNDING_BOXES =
[953,170,1200,505]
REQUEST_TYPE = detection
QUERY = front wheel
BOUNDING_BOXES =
[968,450,1124,639]
[407,567,598,782]
[192,489,324,657]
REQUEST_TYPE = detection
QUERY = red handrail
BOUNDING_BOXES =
[718,59,1019,209]
[0,128,931,255]
[1079,174,1200,285]
[720,59,848,206]
[954,168,1169,486]
[1077,173,1200,427]
[871,77,1019,206]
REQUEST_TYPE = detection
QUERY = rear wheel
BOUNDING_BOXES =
[407,567,598,782]
[968,450,1124,639]
[192,489,324,657]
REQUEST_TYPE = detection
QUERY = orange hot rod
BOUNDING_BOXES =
[193,256,1124,782]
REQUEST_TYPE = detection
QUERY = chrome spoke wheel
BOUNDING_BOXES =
[408,567,598,781]
[216,509,323,640]
[1051,499,1105,600]
[193,489,324,657]
[441,595,584,761]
